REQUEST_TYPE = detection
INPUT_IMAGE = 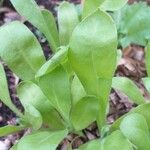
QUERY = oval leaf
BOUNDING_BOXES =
[111,103,150,132]
[15,130,68,150]
[69,9,117,126]
[0,125,26,137]
[79,139,101,150]
[58,1,79,46]
[120,113,150,150]
[114,2,150,48]
[41,9,60,49]
[100,0,128,11]
[38,65,71,125]
[17,81,64,130]
[71,96,99,130]
[112,77,145,105]
[0,63,23,117]
[69,9,117,95]
[36,46,68,78]
[24,105,42,130]
[0,21,45,80]
[80,130,133,150]
[82,0,105,18]
[10,0,59,52]
[71,75,86,105]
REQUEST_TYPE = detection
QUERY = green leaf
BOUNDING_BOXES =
[0,21,45,81]
[120,113,150,150]
[112,77,145,105]
[0,63,23,117]
[0,0,3,6]
[79,139,101,150]
[71,96,99,130]
[58,1,79,46]
[145,41,150,77]
[17,81,65,130]
[101,130,133,150]
[15,130,68,150]
[100,0,128,11]
[116,49,122,65]
[36,46,68,78]
[69,9,117,127]
[113,2,150,47]
[10,144,18,150]
[10,0,59,52]
[82,0,105,18]
[38,65,71,125]
[24,104,42,130]
[71,75,86,105]
[111,103,150,132]
[41,9,60,49]
[143,77,150,93]
[82,0,127,18]
[0,125,26,137]
[80,130,133,150]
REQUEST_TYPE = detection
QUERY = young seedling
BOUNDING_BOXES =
[0,0,149,149]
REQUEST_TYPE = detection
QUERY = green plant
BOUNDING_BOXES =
[0,0,150,149]
[0,0,3,6]
[112,2,150,48]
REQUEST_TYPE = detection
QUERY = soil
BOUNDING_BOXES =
[0,0,149,149]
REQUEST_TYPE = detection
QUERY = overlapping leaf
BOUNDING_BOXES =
[111,103,150,132]
[80,130,133,150]
[71,96,99,130]
[120,113,150,150]
[100,0,128,11]
[0,21,45,80]
[10,0,59,52]
[23,104,42,130]
[38,65,71,125]
[143,78,150,93]
[112,77,145,105]
[13,130,68,150]
[113,2,150,47]
[0,125,26,137]
[69,9,117,126]
[82,0,127,18]
[0,63,23,117]
[58,2,79,46]
[82,0,105,18]
[17,82,64,130]
[36,46,68,78]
